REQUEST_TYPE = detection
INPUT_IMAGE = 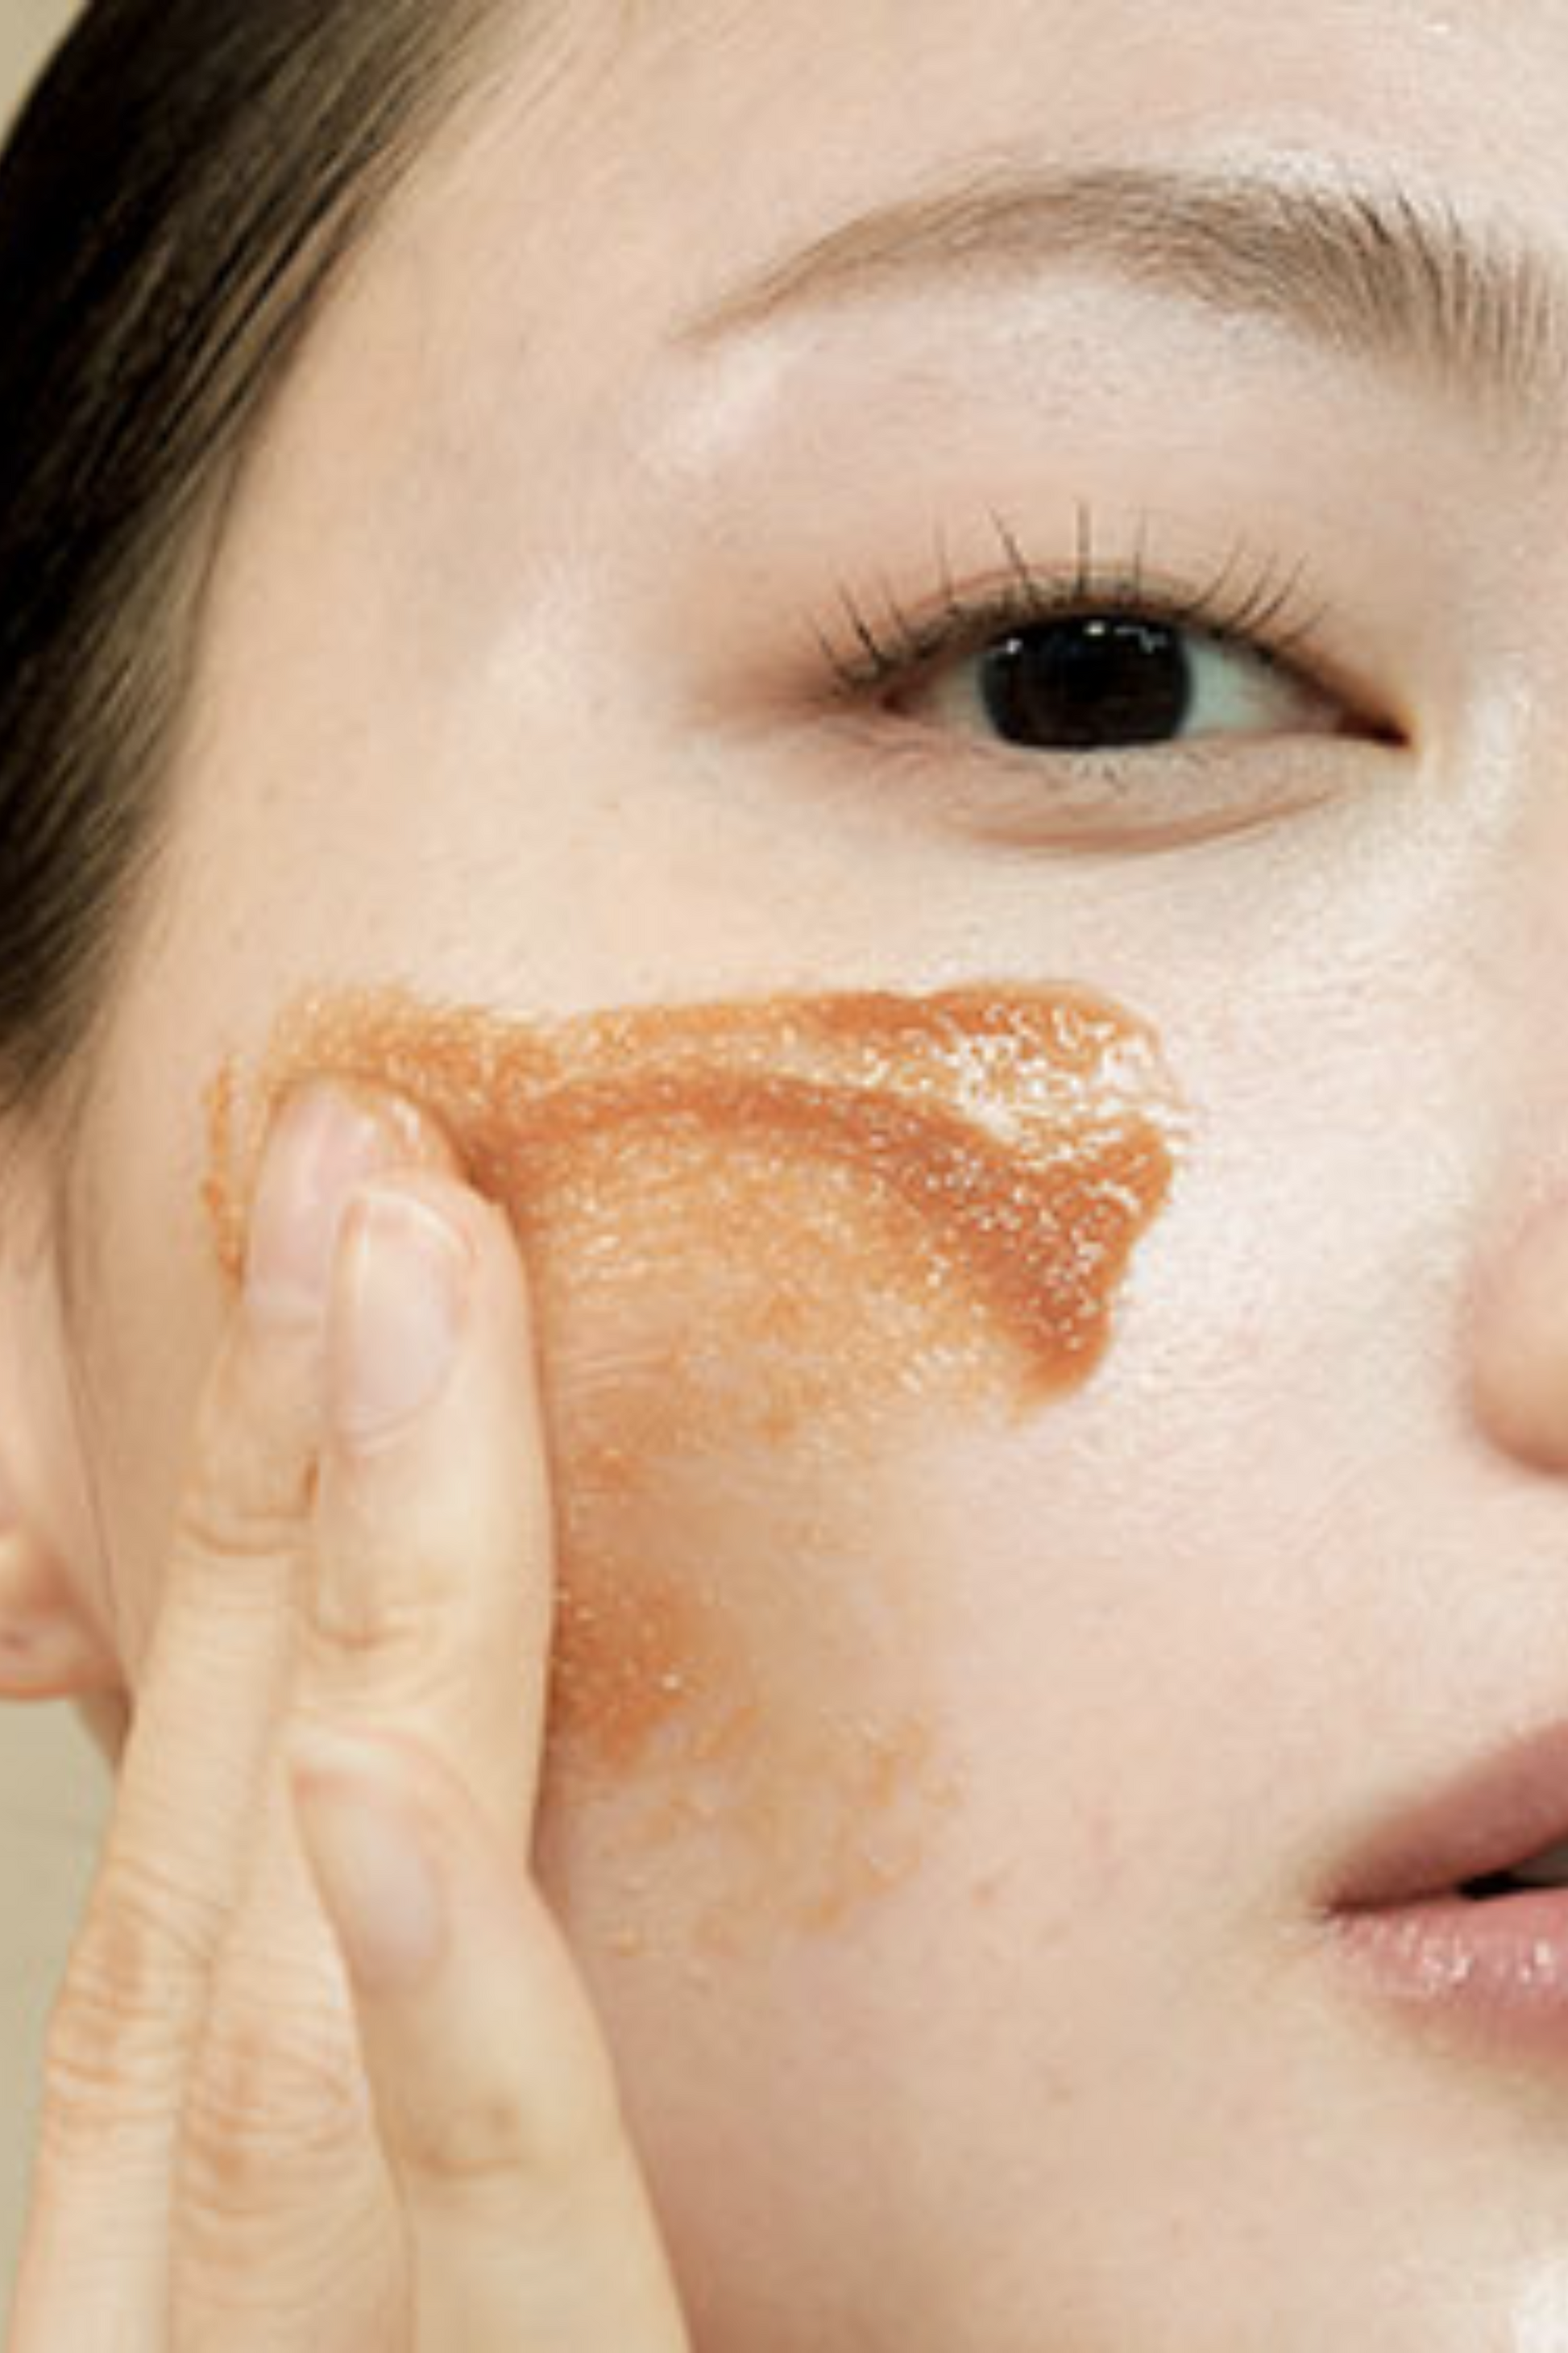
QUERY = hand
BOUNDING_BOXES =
[6,1080,692,2349]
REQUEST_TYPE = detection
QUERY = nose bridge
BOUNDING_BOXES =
[1492,685,1568,1090]
[1462,711,1568,1472]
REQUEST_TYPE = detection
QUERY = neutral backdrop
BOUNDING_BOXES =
[2,0,74,120]
[0,0,114,2307]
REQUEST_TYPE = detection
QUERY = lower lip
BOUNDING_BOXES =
[1331,1893,1568,2049]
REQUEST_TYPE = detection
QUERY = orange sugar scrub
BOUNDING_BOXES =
[201,981,1184,1947]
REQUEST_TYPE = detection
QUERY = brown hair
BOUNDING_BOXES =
[0,0,510,1153]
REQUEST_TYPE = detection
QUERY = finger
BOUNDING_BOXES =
[173,1165,553,2341]
[288,1728,692,2353]
[306,1166,555,1836]
[9,1081,410,2345]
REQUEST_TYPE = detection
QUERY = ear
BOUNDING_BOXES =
[0,1459,122,1704]
[0,1150,124,1708]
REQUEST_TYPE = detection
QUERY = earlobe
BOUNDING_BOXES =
[0,1140,129,1708]
[0,1496,122,1702]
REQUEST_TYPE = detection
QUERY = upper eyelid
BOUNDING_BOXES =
[818,566,1325,697]
[803,513,1410,746]
[813,508,1322,679]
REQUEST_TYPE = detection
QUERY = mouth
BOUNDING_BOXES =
[1328,1718,1568,2041]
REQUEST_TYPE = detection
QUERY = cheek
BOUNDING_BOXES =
[202,979,1184,1955]
[545,1421,964,1960]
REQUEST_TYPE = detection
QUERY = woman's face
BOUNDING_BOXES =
[32,0,1568,2342]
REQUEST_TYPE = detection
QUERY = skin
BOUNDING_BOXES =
[5,0,1568,2342]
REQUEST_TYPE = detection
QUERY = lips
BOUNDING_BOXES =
[1332,1717,1568,1911]
[1328,1718,1568,2040]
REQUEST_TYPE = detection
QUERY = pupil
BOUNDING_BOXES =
[979,618,1194,751]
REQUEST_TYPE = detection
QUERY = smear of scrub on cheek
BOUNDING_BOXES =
[201,981,1184,1953]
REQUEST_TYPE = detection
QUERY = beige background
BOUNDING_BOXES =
[0,0,112,2309]
[1,1,75,121]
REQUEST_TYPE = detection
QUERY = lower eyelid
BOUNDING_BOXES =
[809,710,1404,854]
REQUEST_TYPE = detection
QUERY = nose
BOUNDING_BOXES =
[1462,739,1568,1474]
[1469,1192,1568,1471]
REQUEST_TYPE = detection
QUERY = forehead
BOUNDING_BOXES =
[258,0,1567,495]
[445,0,1566,294]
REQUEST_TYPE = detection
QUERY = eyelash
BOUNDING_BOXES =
[811,504,1334,716]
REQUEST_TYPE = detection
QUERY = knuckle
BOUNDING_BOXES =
[173,1469,313,1578]
[400,2063,625,2207]
[297,1554,459,1696]
[39,1861,209,2156]
[172,1330,316,1574]
[181,1999,369,2218]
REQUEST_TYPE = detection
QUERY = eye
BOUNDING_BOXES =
[807,509,1388,777]
[799,513,1406,848]
[904,610,1346,756]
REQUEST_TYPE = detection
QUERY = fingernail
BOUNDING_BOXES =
[245,1084,394,1330]
[329,1187,473,1449]
[288,1731,447,1998]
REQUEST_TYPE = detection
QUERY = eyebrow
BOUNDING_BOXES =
[678,161,1568,434]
